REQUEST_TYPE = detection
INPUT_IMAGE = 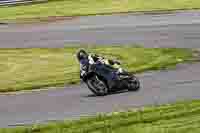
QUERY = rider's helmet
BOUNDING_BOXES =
[76,49,88,62]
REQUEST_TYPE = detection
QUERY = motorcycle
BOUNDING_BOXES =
[80,60,140,96]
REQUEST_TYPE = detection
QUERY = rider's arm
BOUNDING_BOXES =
[79,59,89,78]
[91,54,121,66]
[108,59,121,65]
[90,54,101,62]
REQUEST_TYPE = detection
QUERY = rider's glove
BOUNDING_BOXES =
[80,70,86,78]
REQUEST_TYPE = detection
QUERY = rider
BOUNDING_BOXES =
[76,49,123,78]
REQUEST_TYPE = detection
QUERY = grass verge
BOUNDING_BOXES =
[0,46,193,92]
[1,99,200,133]
[0,0,200,21]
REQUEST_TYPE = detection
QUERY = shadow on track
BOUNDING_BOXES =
[83,89,139,98]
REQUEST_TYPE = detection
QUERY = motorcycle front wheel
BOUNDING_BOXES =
[86,75,108,96]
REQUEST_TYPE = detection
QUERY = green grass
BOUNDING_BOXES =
[0,46,193,92]
[1,99,200,133]
[0,0,200,21]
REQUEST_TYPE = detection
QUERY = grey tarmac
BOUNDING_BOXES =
[1,11,200,48]
[0,10,200,127]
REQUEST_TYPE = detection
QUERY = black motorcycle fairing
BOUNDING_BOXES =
[82,63,119,89]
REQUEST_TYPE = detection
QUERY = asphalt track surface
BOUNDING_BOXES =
[0,10,200,127]
[1,11,200,48]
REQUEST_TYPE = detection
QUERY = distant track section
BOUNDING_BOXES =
[0,0,46,6]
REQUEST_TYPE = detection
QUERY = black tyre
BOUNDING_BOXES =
[128,75,140,91]
[86,75,108,96]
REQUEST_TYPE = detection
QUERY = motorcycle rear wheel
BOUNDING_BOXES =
[128,75,140,91]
